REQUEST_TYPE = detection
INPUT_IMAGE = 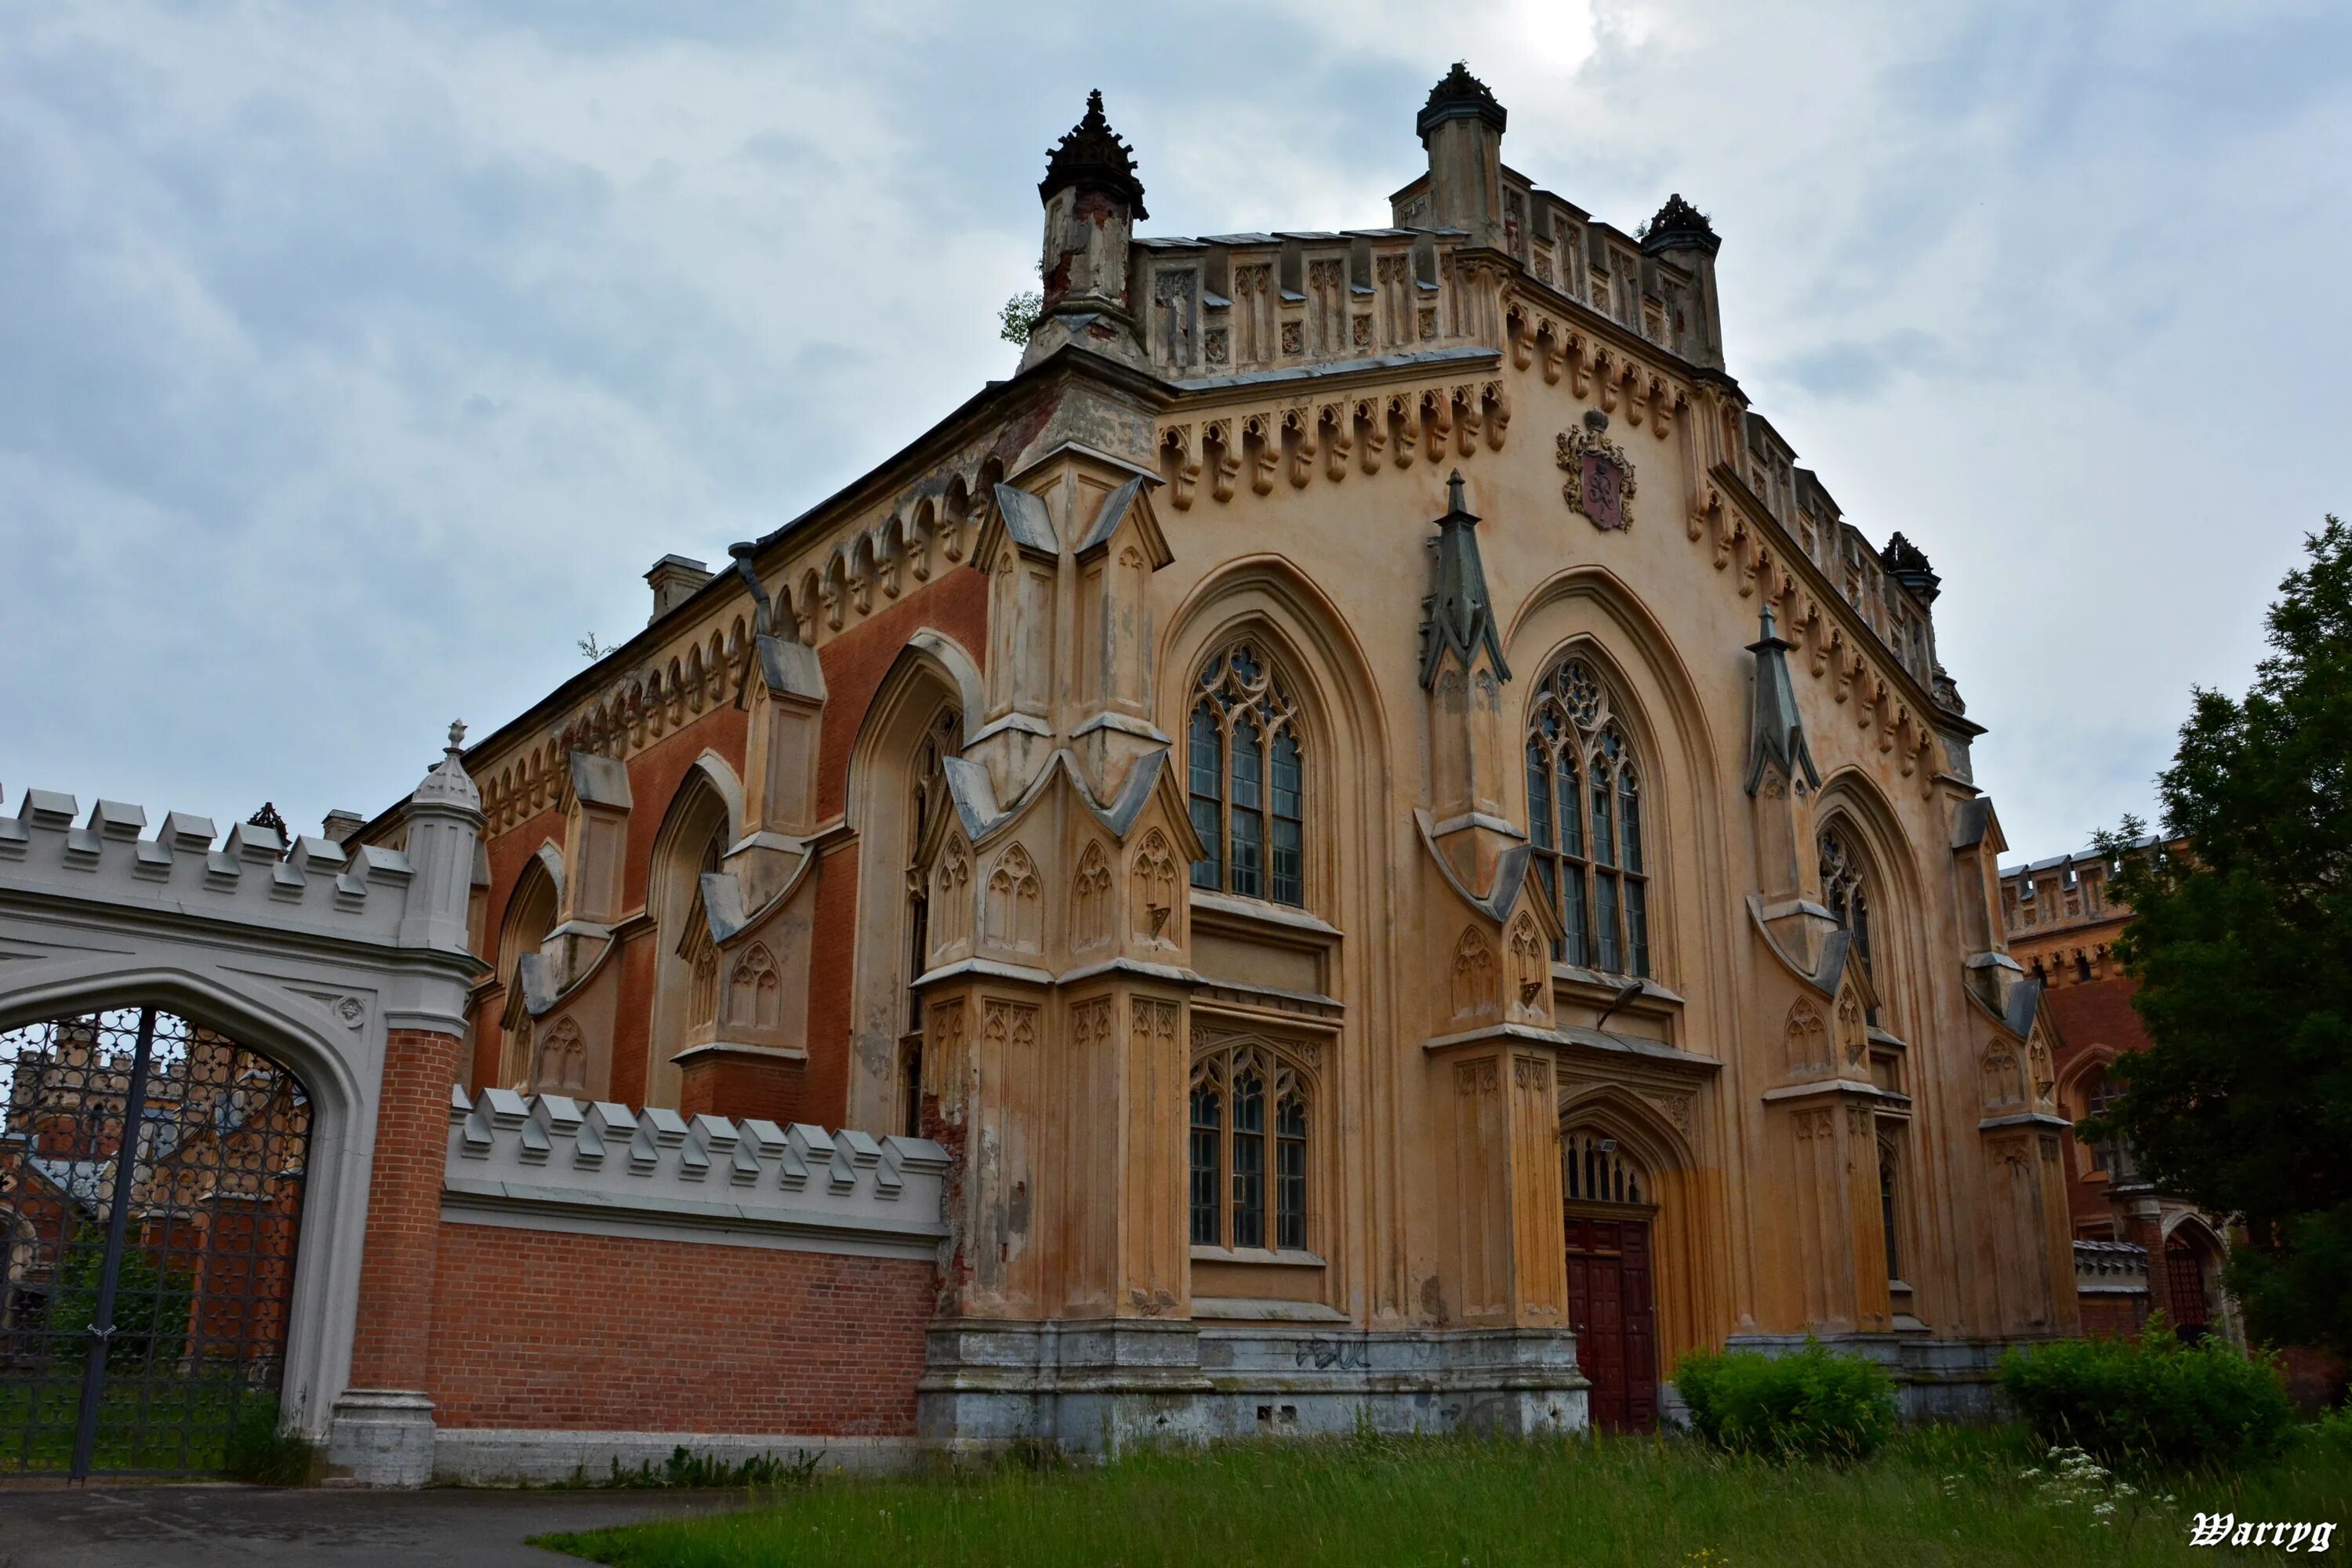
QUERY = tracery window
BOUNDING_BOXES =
[1187,645,1305,906]
[1818,826,1876,1022]
[1523,659,1651,977]
[1189,1040,1310,1252]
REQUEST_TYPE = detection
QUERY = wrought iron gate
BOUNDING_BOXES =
[0,1007,311,1475]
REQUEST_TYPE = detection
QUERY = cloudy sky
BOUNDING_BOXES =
[5,1,2347,861]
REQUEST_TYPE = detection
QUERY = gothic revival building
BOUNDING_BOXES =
[1997,843,2238,1345]
[421,69,2079,1441]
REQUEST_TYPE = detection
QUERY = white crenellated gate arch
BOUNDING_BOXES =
[0,737,481,1473]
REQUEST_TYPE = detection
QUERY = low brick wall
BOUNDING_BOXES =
[426,1222,933,1436]
[422,1090,949,1477]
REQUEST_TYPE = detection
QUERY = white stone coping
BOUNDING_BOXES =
[0,787,422,946]
[444,1088,949,1260]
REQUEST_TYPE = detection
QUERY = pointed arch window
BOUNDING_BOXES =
[1189,1040,1311,1252]
[1187,644,1305,906]
[1878,1142,1904,1283]
[1524,659,1651,977]
[902,706,961,1138]
[1818,826,1878,1023]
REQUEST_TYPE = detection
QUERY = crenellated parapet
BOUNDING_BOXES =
[1,788,427,948]
[445,1086,949,1259]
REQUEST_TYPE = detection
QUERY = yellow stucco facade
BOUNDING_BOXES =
[448,68,2077,1444]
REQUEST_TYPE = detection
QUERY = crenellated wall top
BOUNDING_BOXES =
[0,787,430,949]
[444,1086,949,1258]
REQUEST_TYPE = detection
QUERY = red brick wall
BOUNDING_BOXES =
[426,1223,932,1436]
[815,570,986,823]
[351,1027,463,1389]
[2079,1297,2147,1339]
[463,568,986,1126]
[677,1051,808,1125]
[2046,975,2151,1236]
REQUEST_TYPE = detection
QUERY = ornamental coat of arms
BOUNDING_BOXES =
[1556,412,1636,532]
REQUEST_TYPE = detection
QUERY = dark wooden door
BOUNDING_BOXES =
[2165,1236,2209,1330]
[1565,1214,1660,1433]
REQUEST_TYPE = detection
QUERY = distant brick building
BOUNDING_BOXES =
[1997,844,2236,1341]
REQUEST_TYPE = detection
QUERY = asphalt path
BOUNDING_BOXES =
[0,1483,750,1566]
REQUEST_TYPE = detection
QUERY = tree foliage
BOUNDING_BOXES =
[998,289,1043,347]
[2083,516,2352,1356]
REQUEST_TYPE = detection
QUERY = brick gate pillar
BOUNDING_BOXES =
[327,726,485,1486]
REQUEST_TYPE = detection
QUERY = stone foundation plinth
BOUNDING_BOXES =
[920,1317,1588,1452]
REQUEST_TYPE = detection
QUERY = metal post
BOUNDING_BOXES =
[68,1007,158,1482]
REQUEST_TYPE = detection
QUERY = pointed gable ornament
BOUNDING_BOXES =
[1744,604,1820,797]
[1419,470,1511,691]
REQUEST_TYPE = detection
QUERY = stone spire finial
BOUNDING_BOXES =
[1419,470,1511,690]
[1417,61,1507,145]
[412,719,481,813]
[1040,88,1148,219]
[1744,606,1819,796]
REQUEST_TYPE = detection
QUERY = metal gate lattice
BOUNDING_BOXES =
[0,1007,311,1475]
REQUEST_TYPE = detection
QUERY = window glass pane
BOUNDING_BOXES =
[1590,765,1616,866]
[1231,1068,1265,1249]
[1189,1080,1221,1246]
[1189,705,1221,889]
[1276,1094,1307,1251]
[1595,872,1621,973]
[1557,757,1583,857]
[1230,729,1263,898]
[1560,867,1588,968]
[1526,744,1553,850]
[1625,878,1650,979]
[1621,782,1642,873]
[1231,726,1263,811]
[1232,807,1263,899]
[1271,731,1305,906]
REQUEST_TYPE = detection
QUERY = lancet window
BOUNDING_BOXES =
[1818,826,1877,1022]
[1189,1040,1310,1252]
[1523,659,1652,977]
[901,706,960,1138]
[2082,1066,2123,1175]
[1878,1142,1904,1283]
[1187,644,1305,906]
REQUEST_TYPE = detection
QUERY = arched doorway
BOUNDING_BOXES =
[1561,1127,1660,1433]
[0,1006,312,1476]
[2164,1228,2217,1341]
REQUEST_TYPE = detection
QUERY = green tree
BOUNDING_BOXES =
[2084,517,2352,1356]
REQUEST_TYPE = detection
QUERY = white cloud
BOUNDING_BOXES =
[4,0,2347,862]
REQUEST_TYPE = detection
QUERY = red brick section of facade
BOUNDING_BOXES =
[462,565,986,1133]
[348,1027,463,1390]
[676,1051,807,1123]
[2043,976,2148,1238]
[426,1225,932,1435]
[2079,1298,2143,1338]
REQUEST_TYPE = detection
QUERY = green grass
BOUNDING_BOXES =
[539,1422,2352,1568]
